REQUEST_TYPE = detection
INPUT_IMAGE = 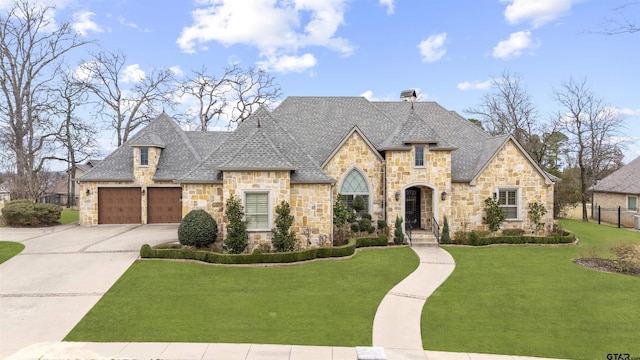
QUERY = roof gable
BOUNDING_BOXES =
[321,126,384,168]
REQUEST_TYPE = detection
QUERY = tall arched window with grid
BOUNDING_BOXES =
[340,169,369,215]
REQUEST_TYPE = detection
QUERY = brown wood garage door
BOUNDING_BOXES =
[98,187,141,224]
[147,187,182,223]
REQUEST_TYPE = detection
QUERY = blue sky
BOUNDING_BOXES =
[4,0,640,163]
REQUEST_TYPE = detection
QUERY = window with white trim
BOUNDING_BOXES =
[140,147,149,166]
[340,169,369,215]
[414,145,424,167]
[498,189,518,219]
[628,196,638,211]
[245,192,269,230]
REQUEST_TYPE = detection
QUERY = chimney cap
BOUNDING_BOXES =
[400,89,417,101]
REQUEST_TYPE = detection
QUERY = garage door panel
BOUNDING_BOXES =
[98,188,141,224]
[147,187,182,223]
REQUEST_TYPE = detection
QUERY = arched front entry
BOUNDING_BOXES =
[403,185,436,232]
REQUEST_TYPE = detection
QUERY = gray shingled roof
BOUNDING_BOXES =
[79,96,537,185]
[593,156,640,195]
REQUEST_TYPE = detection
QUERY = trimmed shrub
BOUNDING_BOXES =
[440,216,451,244]
[393,216,404,245]
[358,217,374,234]
[502,228,525,236]
[1,200,62,227]
[271,200,296,252]
[611,243,640,274]
[453,230,468,245]
[178,210,218,248]
[483,197,505,233]
[224,195,248,254]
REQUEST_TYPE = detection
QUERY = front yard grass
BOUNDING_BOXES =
[0,241,24,264]
[65,247,418,346]
[422,219,640,359]
[59,209,79,224]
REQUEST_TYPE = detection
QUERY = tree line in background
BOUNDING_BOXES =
[0,0,634,222]
[0,1,281,201]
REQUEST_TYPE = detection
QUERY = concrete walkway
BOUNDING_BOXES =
[1,227,565,360]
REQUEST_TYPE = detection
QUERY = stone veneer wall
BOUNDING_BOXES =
[79,146,166,225]
[222,171,290,245]
[593,192,639,227]
[290,184,333,246]
[181,183,224,225]
[385,146,452,234]
[323,131,384,220]
[449,140,554,234]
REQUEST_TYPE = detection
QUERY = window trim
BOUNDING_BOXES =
[414,145,425,168]
[242,190,271,232]
[140,147,149,167]
[338,167,372,215]
[497,187,521,221]
[628,195,638,212]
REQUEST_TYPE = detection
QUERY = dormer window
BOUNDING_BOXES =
[414,145,424,167]
[140,148,149,166]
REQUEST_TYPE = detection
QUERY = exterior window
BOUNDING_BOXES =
[628,196,638,211]
[340,169,369,215]
[245,192,269,230]
[414,145,424,167]
[498,189,518,219]
[140,148,149,166]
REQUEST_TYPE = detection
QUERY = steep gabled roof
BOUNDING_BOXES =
[593,156,640,195]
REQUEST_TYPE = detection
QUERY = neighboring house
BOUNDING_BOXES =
[39,174,69,205]
[592,156,640,228]
[77,92,555,245]
[66,160,101,205]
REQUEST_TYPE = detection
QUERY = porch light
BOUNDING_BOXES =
[395,191,401,201]
[86,189,91,196]
[141,189,146,196]
[441,191,447,201]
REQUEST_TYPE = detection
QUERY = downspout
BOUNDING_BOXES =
[330,183,334,246]
[382,160,386,222]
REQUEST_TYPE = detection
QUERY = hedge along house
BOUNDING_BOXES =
[77,91,555,245]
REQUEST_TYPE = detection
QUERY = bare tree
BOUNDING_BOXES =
[227,66,282,127]
[553,77,626,221]
[179,65,237,131]
[602,2,640,35]
[466,70,565,172]
[52,72,97,207]
[77,50,176,146]
[0,0,89,200]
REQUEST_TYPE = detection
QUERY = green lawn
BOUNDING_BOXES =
[59,209,79,224]
[422,220,640,359]
[65,247,418,346]
[0,241,25,264]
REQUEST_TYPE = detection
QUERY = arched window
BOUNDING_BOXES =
[340,169,369,215]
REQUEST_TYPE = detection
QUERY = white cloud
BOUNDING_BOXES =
[176,0,352,73]
[72,11,103,36]
[379,0,394,15]
[169,66,184,77]
[457,79,493,91]
[417,33,447,63]
[615,107,640,116]
[121,64,145,83]
[257,53,317,74]
[492,30,535,59]
[501,0,574,28]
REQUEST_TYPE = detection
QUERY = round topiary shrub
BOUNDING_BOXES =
[178,209,218,248]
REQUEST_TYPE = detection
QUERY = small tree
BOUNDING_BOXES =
[483,197,506,233]
[393,216,404,245]
[528,201,547,233]
[271,200,296,252]
[178,209,218,248]
[333,194,352,244]
[440,216,451,244]
[352,195,365,217]
[224,195,248,254]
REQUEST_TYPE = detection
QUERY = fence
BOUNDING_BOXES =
[594,205,637,228]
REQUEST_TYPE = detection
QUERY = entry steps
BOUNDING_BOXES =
[408,229,439,247]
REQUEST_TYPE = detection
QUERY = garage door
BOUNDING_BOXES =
[98,187,141,224]
[147,187,182,223]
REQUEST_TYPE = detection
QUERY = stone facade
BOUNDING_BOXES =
[323,130,384,220]
[449,140,554,234]
[290,184,333,246]
[593,192,639,228]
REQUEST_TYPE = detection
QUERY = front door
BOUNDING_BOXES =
[405,187,421,229]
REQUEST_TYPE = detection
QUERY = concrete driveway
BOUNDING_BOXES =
[0,224,178,358]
